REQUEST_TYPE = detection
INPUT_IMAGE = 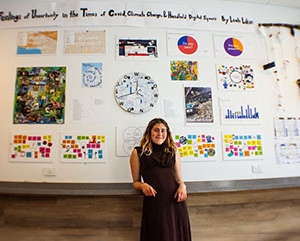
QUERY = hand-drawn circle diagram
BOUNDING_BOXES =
[82,66,102,88]
[122,126,144,156]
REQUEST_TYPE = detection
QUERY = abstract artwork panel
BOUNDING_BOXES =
[13,66,66,124]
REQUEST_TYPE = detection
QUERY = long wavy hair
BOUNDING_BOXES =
[139,118,177,156]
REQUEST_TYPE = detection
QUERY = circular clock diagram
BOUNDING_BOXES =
[115,72,159,114]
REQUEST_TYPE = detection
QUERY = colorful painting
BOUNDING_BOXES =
[17,31,58,55]
[184,86,214,123]
[60,133,106,163]
[217,64,254,90]
[82,63,103,88]
[170,60,198,81]
[9,133,54,162]
[13,66,66,124]
[222,133,263,160]
[174,133,216,161]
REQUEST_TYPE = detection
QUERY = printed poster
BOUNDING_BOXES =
[64,30,106,54]
[17,30,58,55]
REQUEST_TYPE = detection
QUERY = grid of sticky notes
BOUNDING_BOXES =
[10,134,53,161]
[174,134,216,160]
[60,134,105,161]
[223,133,263,159]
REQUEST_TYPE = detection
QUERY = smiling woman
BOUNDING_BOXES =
[129,118,192,241]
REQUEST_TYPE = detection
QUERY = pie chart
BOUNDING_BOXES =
[177,36,198,55]
[224,37,243,57]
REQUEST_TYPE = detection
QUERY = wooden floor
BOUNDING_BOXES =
[1,187,300,241]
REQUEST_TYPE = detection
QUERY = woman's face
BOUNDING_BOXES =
[150,123,167,145]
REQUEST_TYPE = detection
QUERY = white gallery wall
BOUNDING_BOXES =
[1,0,300,183]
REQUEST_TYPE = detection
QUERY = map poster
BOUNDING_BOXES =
[64,30,106,54]
[82,63,103,88]
[170,60,198,81]
[17,31,58,55]
[13,66,66,124]
[184,86,214,123]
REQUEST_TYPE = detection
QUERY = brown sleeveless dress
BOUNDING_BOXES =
[135,144,192,241]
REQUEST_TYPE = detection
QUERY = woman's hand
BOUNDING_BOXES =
[141,183,157,197]
[174,183,187,202]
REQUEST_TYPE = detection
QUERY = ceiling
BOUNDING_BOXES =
[228,0,300,9]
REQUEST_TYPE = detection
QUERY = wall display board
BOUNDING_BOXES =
[1,0,300,184]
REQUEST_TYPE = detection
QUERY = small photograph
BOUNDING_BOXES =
[170,60,198,81]
[116,37,158,59]
[184,86,214,123]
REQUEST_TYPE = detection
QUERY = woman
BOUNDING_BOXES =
[130,118,192,241]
